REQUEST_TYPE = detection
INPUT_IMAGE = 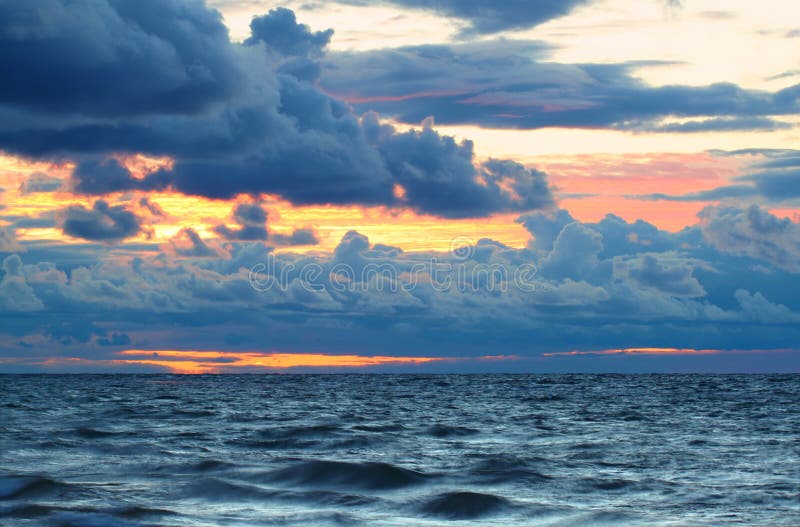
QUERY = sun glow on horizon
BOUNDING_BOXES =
[115,350,445,374]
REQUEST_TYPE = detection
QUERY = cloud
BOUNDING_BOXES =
[516,209,577,253]
[518,209,683,258]
[634,185,757,202]
[96,332,132,347]
[245,7,332,57]
[734,289,800,323]
[0,254,44,311]
[0,4,553,219]
[19,172,62,193]
[336,0,590,35]
[634,150,800,203]
[60,200,141,242]
[207,202,317,246]
[215,203,269,241]
[3,214,800,365]
[618,254,706,297]
[272,228,319,247]
[371,117,554,217]
[538,222,603,281]
[169,228,221,257]
[2,2,800,370]
[71,157,169,194]
[543,347,719,357]
[0,227,23,253]
[138,197,166,217]
[245,7,333,82]
[699,205,800,272]
[0,0,241,116]
[321,40,800,131]
[626,116,794,133]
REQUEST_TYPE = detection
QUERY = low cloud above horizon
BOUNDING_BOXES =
[1,0,799,373]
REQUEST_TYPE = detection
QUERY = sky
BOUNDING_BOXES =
[1,0,799,373]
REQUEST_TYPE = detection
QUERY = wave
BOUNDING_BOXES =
[468,455,552,484]
[187,459,236,472]
[267,459,430,490]
[576,477,671,493]
[75,427,122,439]
[153,458,238,474]
[0,503,59,519]
[351,424,405,433]
[182,477,276,501]
[426,424,480,438]
[46,510,147,527]
[419,491,509,519]
[231,438,320,450]
[114,505,178,519]
[2,374,797,526]
[258,424,343,439]
[265,488,379,507]
[172,409,217,418]
[0,475,72,500]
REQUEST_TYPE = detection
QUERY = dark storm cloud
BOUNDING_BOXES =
[272,228,320,246]
[337,0,591,35]
[245,7,332,57]
[321,41,800,130]
[245,7,332,82]
[0,0,242,117]
[0,3,554,219]
[214,203,269,241]
[60,200,141,242]
[71,158,169,194]
[370,116,553,217]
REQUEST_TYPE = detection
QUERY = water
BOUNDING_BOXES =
[1,374,798,526]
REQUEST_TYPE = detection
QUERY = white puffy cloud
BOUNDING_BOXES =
[699,205,800,273]
[0,254,43,312]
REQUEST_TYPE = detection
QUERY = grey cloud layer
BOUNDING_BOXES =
[321,41,799,131]
[335,0,591,35]
[2,205,799,363]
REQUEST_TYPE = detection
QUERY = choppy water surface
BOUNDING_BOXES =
[1,374,798,526]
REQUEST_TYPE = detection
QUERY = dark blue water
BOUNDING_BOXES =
[1,374,798,526]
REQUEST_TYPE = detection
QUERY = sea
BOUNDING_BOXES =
[0,374,798,526]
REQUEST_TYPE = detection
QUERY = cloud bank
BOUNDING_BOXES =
[0,3,554,219]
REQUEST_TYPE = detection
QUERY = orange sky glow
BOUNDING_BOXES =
[4,151,798,252]
[0,351,526,374]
